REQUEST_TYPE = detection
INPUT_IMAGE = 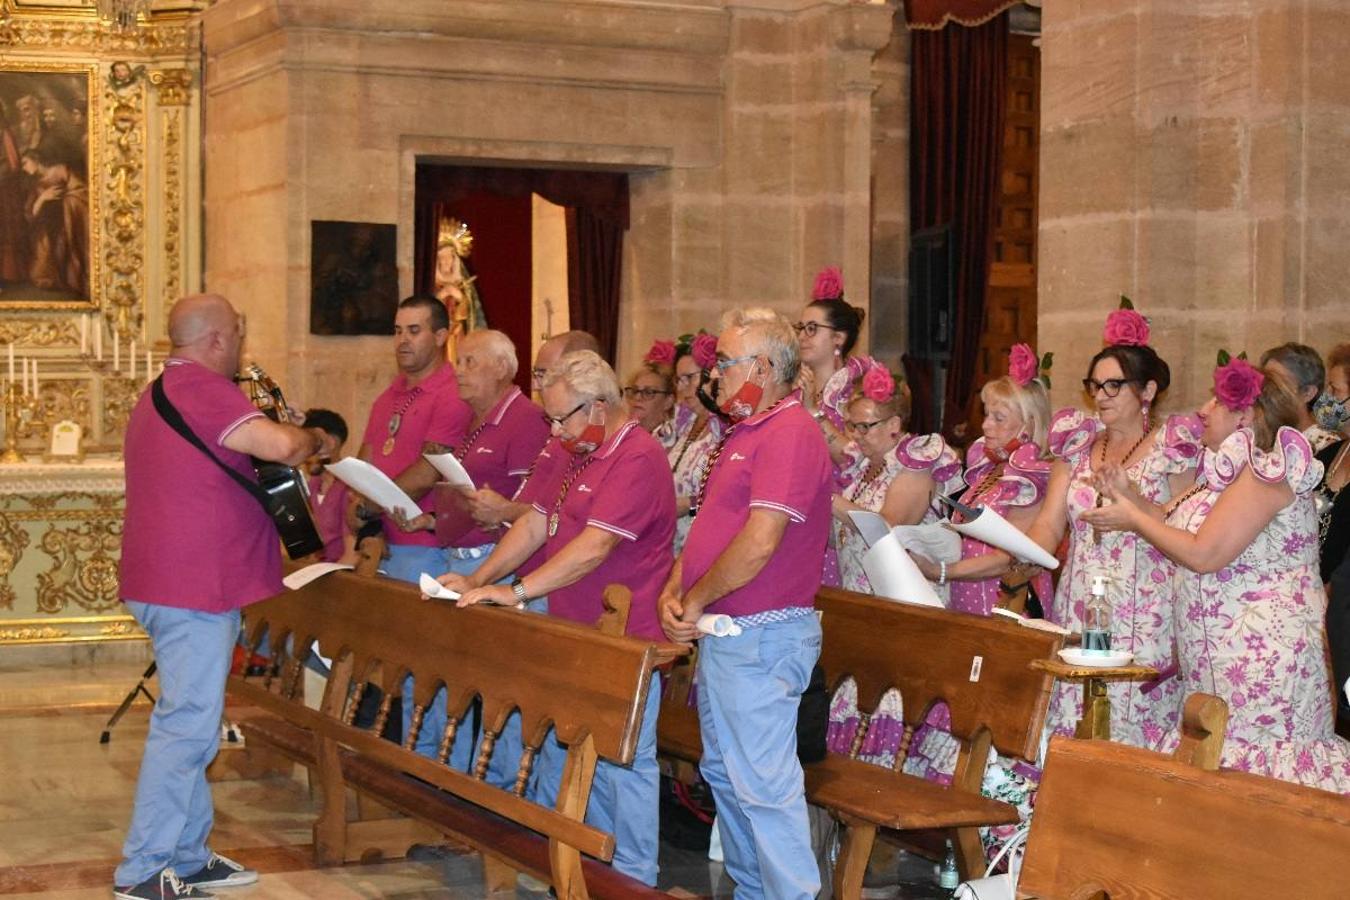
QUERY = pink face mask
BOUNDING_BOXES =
[562,404,607,454]
[720,360,767,422]
[983,436,1025,464]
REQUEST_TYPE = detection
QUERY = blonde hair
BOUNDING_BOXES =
[980,376,1050,452]
[720,307,800,384]
[543,350,621,406]
[628,362,674,394]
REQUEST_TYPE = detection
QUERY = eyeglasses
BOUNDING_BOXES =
[542,402,586,428]
[675,373,698,386]
[623,387,671,400]
[1082,378,1136,398]
[531,367,548,383]
[715,354,760,373]
[844,418,888,435]
[792,321,840,339]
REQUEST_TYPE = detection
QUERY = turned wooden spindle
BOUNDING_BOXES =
[847,711,872,759]
[513,744,539,797]
[474,730,498,780]
[403,704,426,750]
[437,716,460,764]
[372,693,395,736]
[341,681,366,726]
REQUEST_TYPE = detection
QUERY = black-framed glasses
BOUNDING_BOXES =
[792,321,840,339]
[1082,378,1136,398]
[543,402,586,428]
[623,387,671,400]
[844,418,888,435]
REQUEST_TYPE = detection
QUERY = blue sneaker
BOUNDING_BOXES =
[176,854,258,890]
[113,868,214,899]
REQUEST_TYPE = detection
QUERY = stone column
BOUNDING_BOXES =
[1038,0,1350,412]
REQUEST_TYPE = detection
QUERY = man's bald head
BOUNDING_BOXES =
[167,293,244,376]
[533,330,601,396]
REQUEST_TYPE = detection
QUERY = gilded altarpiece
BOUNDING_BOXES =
[0,1,205,644]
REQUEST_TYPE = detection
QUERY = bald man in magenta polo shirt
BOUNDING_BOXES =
[354,294,471,582]
[116,294,336,900]
[437,349,674,886]
[661,307,831,900]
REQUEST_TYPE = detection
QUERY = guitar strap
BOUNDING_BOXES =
[151,376,276,517]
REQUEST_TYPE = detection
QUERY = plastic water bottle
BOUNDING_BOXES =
[1083,574,1112,654]
[938,839,960,890]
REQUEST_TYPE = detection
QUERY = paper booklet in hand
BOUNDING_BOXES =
[418,573,461,601]
[326,457,421,520]
[424,452,476,489]
[937,495,1059,570]
[848,510,961,563]
[862,532,945,608]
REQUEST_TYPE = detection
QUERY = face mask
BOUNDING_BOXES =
[983,436,1025,464]
[562,403,606,455]
[720,360,767,422]
[1314,391,1350,431]
[696,369,725,419]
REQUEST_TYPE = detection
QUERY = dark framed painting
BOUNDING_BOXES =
[310,220,399,335]
[0,63,98,310]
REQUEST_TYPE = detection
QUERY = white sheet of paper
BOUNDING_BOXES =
[892,522,962,563]
[696,614,743,638]
[862,531,945,608]
[282,561,353,591]
[947,506,1059,570]
[327,457,422,520]
[418,573,462,601]
[423,452,476,489]
[992,607,1071,635]
[847,510,892,548]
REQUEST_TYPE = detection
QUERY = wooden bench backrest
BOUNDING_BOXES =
[241,571,672,766]
[815,587,1062,761]
[1019,735,1350,900]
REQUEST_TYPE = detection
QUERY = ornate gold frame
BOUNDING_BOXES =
[0,60,102,311]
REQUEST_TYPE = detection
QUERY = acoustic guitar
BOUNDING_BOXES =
[238,364,325,559]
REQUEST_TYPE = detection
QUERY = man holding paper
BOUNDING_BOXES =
[659,307,831,900]
[350,295,470,581]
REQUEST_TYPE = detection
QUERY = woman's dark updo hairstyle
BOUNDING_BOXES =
[1086,344,1171,399]
[807,298,866,357]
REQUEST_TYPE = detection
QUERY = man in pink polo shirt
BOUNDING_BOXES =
[660,307,831,900]
[115,294,336,900]
[353,294,471,582]
[437,350,674,886]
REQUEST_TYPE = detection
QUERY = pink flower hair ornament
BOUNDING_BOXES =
[690,332,718,370]
[1213,352,1264,411]
[643,338,676,366]
[861,364,895,403]
[1102,295,1150,347]
[1007,343,1053,389]
[812,266,844,301]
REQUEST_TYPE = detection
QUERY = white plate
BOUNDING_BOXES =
[1058,648,1134,668]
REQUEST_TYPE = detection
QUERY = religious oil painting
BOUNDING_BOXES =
[0,65,97,309]
[310,220,399,335]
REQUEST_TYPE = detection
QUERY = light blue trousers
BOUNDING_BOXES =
[115,601,239,887]
[532,674,662,886]
[697,615,822,900]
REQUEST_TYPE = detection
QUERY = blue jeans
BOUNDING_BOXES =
[533,674,662,886]
[115,601,240,886]
[698,615,821,900]
[381,542,449,583]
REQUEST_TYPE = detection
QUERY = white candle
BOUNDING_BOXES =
[113,334,120,372]
[128,339,137,379]
[79,315,88,355]
[20,357,26,395]
[30,358,37,396]
[7,343,12,382]
[145,349,153,385]
[94,316,103,360]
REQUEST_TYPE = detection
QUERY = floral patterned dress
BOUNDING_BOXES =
[1043,409,1202,749]
[814,360,868,588]
[667,407,725,556]
[1164,427,1350,792]
[836,432,964,596]
[948,438,1053,617]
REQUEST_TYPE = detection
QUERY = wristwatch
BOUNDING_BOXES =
[510,576,528,605]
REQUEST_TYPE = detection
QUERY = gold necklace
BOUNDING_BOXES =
[1163,481,1207,521]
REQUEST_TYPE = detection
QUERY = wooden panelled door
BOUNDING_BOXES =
[966,33,1040,431]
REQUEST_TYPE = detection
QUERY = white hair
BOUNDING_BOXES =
[543,350,621,406]
[463,329,519,380]
[721,307,800,385]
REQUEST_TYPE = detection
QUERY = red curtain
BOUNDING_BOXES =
[906,12,1008,436]
[415,166,629,381]
[905,0,1019,30]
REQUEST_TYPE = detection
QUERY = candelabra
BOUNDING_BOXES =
[1,381,42,464]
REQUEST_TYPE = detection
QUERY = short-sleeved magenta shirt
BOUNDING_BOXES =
[120,358,282,612]
[524,421,674,640]
[437,387,549,548]
[680,396,831,617]
[361,363,471,546]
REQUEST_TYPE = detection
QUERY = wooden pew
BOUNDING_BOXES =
[1019,695,1350,899]
[658,586,1064,898]
[228,570,684,899]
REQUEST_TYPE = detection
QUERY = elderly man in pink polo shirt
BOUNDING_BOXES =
[115,294,337,900]
[436,349,674,886]
[660,307,832,900]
